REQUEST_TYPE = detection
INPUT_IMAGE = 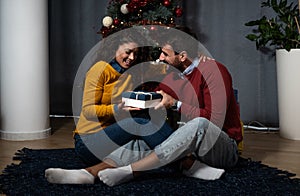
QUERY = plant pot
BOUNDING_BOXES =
[276,49,300,140]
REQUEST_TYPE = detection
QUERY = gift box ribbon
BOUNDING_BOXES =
[122,91,162,101]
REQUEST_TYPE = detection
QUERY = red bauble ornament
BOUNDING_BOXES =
[163,0,171,7]
[175,7,183,17]
[100,26,110,38]
[113,18,120,26]
[127,1,140,12]
[139,1,147,7]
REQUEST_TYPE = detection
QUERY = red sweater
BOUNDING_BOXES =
[157,60,242,143]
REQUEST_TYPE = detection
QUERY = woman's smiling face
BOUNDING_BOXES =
[115,42,139,69]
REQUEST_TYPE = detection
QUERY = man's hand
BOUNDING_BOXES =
[154,90,176,110]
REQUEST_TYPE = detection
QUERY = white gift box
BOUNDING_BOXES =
[121,91,162,109]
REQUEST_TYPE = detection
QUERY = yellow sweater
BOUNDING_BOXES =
[74,61,133,135]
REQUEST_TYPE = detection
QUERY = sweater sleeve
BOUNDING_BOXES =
[81,62,115,121]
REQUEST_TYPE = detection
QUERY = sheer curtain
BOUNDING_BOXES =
[49,0,106,114]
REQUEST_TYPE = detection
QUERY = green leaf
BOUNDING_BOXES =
[279,0,287,8]
[244,0,300,51]
[245,20,261,26]
[246,34,258,41]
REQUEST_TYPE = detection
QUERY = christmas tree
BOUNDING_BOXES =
[99,0,183,37]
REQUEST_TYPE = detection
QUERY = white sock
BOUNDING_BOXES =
[98,165,133,187]
[182,161,225,180]
[45,168,95,184]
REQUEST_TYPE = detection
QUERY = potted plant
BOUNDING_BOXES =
[245,0,300,140]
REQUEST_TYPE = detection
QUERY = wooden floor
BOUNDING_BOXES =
[1,118,300,178]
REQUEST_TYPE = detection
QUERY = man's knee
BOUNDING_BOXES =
[191,117,209,128]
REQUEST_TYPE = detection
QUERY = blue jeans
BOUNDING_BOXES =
[74,117,173,166]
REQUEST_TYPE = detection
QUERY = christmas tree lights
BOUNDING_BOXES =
[99,0,183,37]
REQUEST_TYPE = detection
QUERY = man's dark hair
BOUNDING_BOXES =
[156,26,200,59]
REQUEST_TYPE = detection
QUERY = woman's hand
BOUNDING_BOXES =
[118,102,141,111]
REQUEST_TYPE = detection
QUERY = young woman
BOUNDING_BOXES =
[45,31,173,184]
